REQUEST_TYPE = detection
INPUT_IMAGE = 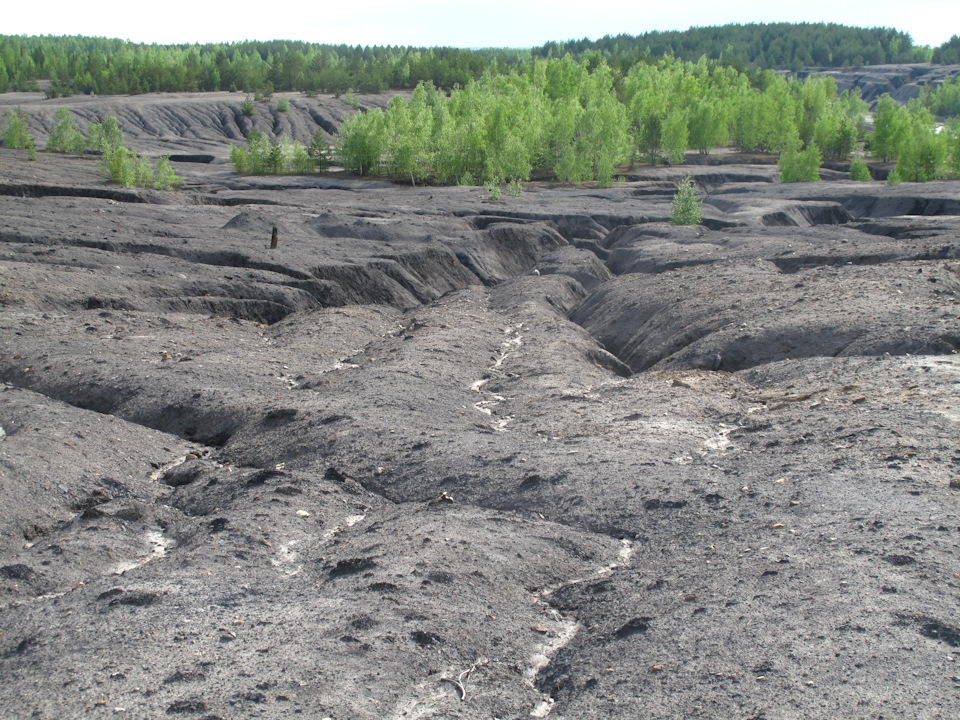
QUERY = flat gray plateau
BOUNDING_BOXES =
[1,88,959,720]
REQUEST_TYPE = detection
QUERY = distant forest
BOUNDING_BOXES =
[0,24,955,97]
[534,23,935,69]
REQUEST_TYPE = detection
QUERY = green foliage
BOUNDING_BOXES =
[253,85,274,102]
[100,144,134,184]
[848,159,871,181]
[90,115,183,189]
[335,108,385,175]
[778,140,822,182]
[671,176,703,225]
[946,119,960,178]
[922,74,960,118]
[3,107,36,158]
[534,23,926,68]
[870,97,951,181]
[276,95,290,112]
[869,94,903,161]
[154,156,183,189]
[231,129,320,175]
[307,130,330,171]
[886,168,902,186]
[0,27,932,102]
[45,107,85,154]
[87,116,124,153]
[319,57,868,186]
[505,178,524,196]
[932,35,960,65]
[894,105,948,182]
[343,93,361,110]
[485,183,502,200]
[240,96,255,116]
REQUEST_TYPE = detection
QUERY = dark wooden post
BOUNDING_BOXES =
[270,226,278,249]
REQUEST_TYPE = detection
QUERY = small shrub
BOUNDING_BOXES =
[229,144,250,174]
[671,176,703,225]
[276,95,290,112]
[485,183,502,200]
[3,107,37,159]
[778,140,822,183]
[289,141,314,174]
[254,85,274,103]
[154,156,183,190]
[343,93,361,110]
[505,178,524,197]
[886,168,902,186]
[46,107,85,155]
[87,116,124,153]
[241,96,255,117]
[848,159,871,181]
[131,154,155,187]
[100,145,134,185]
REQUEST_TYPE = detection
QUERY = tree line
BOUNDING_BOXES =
[534,23,934,71]
[0,35,528,96]
[1,24,957,98]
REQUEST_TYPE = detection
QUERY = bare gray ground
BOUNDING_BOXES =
[0,93,959,720]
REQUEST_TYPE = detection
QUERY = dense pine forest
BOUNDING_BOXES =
[534,24,936,69]
[0,25,956,97]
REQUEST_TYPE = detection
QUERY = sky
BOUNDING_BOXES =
[4,0,958,49]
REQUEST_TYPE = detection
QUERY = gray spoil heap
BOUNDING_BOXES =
[0,93,958,720]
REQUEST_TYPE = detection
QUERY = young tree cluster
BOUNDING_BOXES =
[88,117,184,189]
[329,56,867,186]
[869,94,959,181]
[230,129,328,175]
[921,74,960,118]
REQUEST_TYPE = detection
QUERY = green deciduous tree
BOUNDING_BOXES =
[869,94,902,161]
[87,116,124,153]
[848,159,871,181]
[3,107,37,159]
[778,139,822,182]
[894,102,948,182]
[45,107,84,154]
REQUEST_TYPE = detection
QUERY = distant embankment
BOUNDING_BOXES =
[791,63,960,107]
[0,91,399,157]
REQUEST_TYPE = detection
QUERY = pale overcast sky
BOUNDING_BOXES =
[5,0,958,49]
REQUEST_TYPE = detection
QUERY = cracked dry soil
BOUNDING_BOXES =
[1,93,960,720]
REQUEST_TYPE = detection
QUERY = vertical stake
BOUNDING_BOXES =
[270,226,278,249]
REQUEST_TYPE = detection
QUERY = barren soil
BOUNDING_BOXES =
[1,92,959,720]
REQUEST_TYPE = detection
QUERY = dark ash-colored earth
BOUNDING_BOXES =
[1,92,959,720]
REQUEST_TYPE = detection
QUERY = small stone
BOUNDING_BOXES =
[950,478,960,490]
[296,510,311,518]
